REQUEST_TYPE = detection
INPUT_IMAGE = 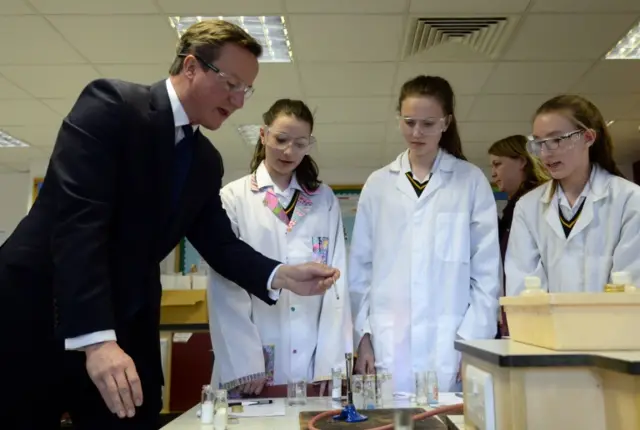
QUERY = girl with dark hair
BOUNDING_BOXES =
[350,75,500,394]
[207,99,351,396]
[506,95,640,296]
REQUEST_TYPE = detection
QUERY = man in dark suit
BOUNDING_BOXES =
[0,20,339,430]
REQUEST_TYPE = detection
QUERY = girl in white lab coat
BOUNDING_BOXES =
[505,95,640,295]
[350,75,501,393]
[207,99,351,396]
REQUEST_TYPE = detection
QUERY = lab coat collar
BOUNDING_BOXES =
[250,161,317,195]
[388,148,454,174]
[541,165,610,241]
[389,149,452,201]
[540,164,609,204]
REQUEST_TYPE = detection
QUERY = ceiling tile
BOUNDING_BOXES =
[288,15,405,62]
[285,0,408,14]
[467,95,551,122]
[2,124,61,147]
[226,97,279,127]
[157,0,284,14]
[0,65,100,98]
[314,123,387,144]
[47,15,178,64]
[298,63,397,97]
[403,41,506,63]
[39,99,75,117]
[0,146,47,163]
[502,14,639,61]
[584,94,640,121]
[571,61,640,94]
[252,64,303,98]
[409,0,530,14]
[609,120,640,157]
[459,122,532,143]
[308,97,393,124]
[0,0,33,14]
[95,64,170,84]
[0,16,85,65]
[29,0,160,14]
[482,62,593,95]
[394,62,495,95]
[531,0,640,12]
[463,141,493,159]
[0,75,32,99]
[0,100,61,125]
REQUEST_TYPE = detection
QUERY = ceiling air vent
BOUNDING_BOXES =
[404,17,518,60]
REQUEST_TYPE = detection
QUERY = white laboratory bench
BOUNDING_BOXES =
[161,397,465,429]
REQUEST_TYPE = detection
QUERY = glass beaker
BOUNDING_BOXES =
[213,389,228,429]
[287,378,307,406]
[363,374,376,409]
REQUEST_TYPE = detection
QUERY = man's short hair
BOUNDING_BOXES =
[169,20,263,75]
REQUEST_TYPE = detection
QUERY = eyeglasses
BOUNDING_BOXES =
[179,53,255,99]
[263,127,316,153]
[399,116,449,136]
[527,129,584,156]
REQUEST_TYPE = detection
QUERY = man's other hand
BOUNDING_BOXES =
[272,263,340,296]
[85,341,143,418]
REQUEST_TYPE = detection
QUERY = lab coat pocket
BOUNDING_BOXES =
[312,236,330,265]
[435,213,470,263]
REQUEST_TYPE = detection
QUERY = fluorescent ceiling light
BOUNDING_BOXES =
[0,129,29,148]
[237,124,261,146]
[606,120,615,127]
[605,20,640,59]
[169,16,293,63]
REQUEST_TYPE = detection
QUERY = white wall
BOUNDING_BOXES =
[0,172,30,244]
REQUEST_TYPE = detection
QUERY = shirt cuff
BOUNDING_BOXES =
[65,330,117,351]
[267,264,283,301]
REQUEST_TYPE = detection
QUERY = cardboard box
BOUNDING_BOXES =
[160,289,208,325]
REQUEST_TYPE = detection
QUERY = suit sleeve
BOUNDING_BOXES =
[207,186,267,389]
[457,175,500,340]
[187,165,281,304]
[348,180,374,348]
[51,79,123,339]
[314,193,353,381]
[504,200,548,296]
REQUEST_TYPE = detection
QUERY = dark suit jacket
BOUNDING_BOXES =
[0,78,280,341]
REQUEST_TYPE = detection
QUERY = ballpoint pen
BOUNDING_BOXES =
[333,281,340,300]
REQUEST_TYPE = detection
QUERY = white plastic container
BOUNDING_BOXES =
[501,291,640,351]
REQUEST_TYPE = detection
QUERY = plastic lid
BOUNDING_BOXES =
[524,276,542,289]
[612,271,632,286]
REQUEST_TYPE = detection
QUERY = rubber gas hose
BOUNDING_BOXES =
[307,403,464,430]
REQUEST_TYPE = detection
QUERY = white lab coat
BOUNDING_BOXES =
[505,165,640,295]
[349,149,500,393]
[208,163,352,390]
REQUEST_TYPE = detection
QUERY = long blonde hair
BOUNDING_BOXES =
[488,135,550,196]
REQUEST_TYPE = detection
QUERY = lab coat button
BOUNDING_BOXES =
[293,349,297,354]
[291,307,295,312]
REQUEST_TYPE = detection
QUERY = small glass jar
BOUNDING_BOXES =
[213,389,228,429]
[200,384,215,425]
[331,367,343,402]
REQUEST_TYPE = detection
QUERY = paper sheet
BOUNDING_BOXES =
[437,392,464,406]
[230,398,286,418]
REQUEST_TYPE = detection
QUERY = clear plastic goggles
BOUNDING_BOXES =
[526,129,584,156]
[399,116,450,136]
[263,127,316,153]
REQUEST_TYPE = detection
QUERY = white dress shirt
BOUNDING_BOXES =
[65,78,281,350]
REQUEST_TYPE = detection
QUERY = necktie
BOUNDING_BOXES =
[171,125,194,209]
